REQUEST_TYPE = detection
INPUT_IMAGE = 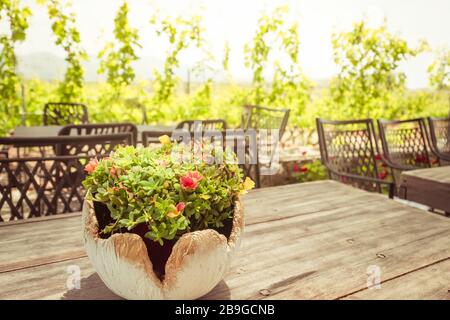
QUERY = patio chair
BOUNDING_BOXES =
[176,119,228,132]
[43,102,89,126]
[377,118,433,187]
[316,118,394,198]
[240,105,290,188]
[427,117,450,165]
[0,154,88,221]
[142,130,177,146]
[59,123,138,146]
[241,105,290,137]
[0,134,132,220]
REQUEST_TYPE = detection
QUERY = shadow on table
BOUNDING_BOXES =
[62,273,231,300]
[200,280,231,300]
[62,273,122,300]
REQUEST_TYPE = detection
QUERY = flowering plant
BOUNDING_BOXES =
[82,137,254,245]
[293,160,327,183]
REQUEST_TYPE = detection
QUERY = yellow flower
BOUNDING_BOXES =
[159,135,171,145]
[240,177,255,194]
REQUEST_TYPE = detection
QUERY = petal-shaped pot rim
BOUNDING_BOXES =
[83,197,244,291]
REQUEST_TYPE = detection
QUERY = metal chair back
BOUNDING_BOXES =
[428,117,450,164]
[43,102,89,125]
[59,123,138,146]
[317,118,385,193]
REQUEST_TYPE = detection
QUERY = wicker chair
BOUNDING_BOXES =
[142,130,177,146]
[59,123,138,146]
[43,102,89,125]
[316,118,394,198]
[176,119,227,132]
[377,118,433,186]
[427,117,450,165]
[241,105,290,188]
[0,134,132,220]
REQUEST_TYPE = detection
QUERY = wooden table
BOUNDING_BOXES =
[1,181,449,300]
[400,166,450,214]
[12,125,175,142]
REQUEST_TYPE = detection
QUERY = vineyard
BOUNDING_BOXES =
[1,1,449,138]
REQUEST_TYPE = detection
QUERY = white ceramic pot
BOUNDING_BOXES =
[82,198,244,300]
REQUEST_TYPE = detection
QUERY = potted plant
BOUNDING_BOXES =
[82,136,254,299]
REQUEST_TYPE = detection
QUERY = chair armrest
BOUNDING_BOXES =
[326,166,395,199]
[379,155,416,171]
[0,147,9,159]
[430,148,450,162]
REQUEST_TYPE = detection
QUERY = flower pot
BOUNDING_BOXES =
[82,197,244,300]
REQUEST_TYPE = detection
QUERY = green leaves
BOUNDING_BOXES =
[98,1,141,96]
[83,144,245,245]
[150,13,203,108]
[329,19,425,119]
[428,47,450,90]
[244,5,311,123]
[43,0,87,101]
[0,0,31,133]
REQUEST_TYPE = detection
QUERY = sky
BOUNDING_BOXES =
[10,0,450,88]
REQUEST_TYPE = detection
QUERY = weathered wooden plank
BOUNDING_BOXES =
[344,259,450,300]
[0,214,84,273]
[1,181,449,300]
[0,181,450,299]
[0,181,380,273]
[400,166,450,213]
[203,200,450,299]
[0,212,81,228]
[0,257,120,300]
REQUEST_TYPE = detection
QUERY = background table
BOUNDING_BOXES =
[1,181,449,299]
[12,125,175,143]
[400,166,450,214]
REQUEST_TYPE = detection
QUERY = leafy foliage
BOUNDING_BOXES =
[0,0,31,133]
[293,160,327,183]
[329,20,425,119]
[98,1,141,95]
[83,142,252,245]
[150,13,203,110]
[428,47,450,90]
[2,5,450,148]
[42,0,87,101]
[244,5,311,121]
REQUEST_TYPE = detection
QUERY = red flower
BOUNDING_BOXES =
[293,163,300,172]
[378,171,388,180]
[180,171,203,192]
[84,158,99,174]
[109,166,117,178]
[300,166,308,173]
[415,154,429,164]
[167,202,186,218]
[375,154,382,161]
[176,202,186,212]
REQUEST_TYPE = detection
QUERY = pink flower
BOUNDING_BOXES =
[293,163,300,172]
[167,202,186,218]
[415,154,429,164]
[379,171,388,180]
[180,171,203,192]
[176,202,186,212]
[109,166,117,178]
[84,158,99,174]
